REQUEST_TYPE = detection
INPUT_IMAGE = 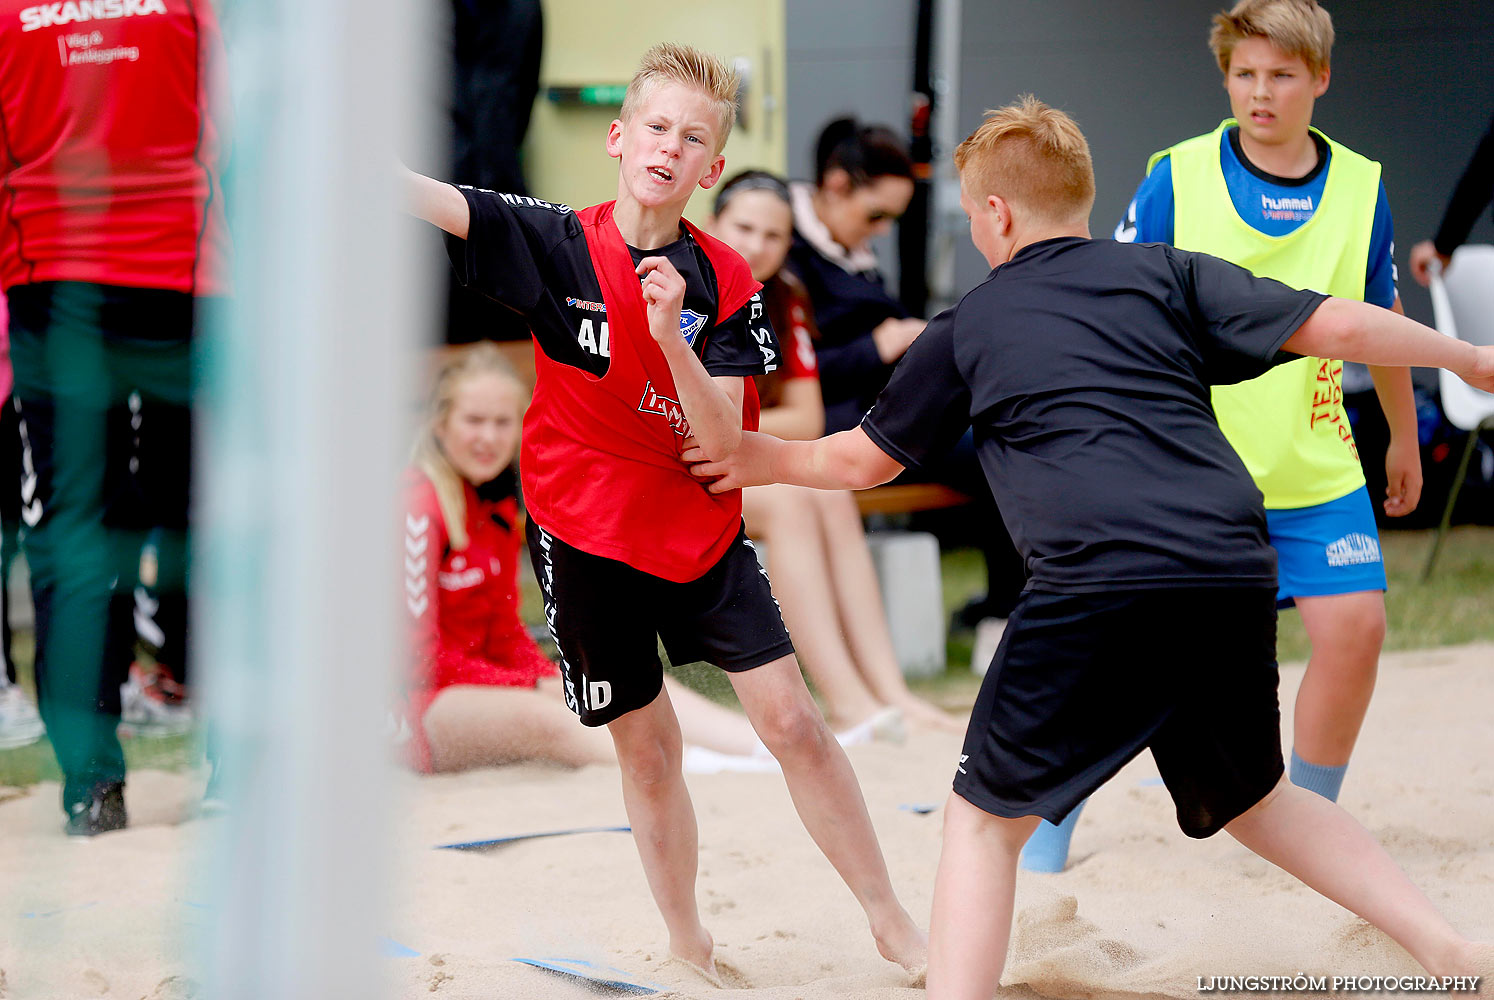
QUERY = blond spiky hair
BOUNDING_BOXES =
[619,43,739,154]
[953,95,1094,225]
[1209,0,1334,75]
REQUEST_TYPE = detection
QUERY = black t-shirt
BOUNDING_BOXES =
[445,186,776,378]
[861,236,1327,592]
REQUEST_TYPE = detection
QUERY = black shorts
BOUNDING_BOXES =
[955,586,1284,839]
[526,518,795,727]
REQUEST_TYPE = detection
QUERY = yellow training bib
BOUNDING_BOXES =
[1153,120,1380,509]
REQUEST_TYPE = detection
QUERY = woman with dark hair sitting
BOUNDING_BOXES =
[706,170,962,738]
[787,118,925,435]
[789,118,1027,648]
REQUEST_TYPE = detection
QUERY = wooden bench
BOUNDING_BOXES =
[853,482,970,517]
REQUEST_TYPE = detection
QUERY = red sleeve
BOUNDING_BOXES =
[781,292,820,381]
[482,497,558,681]
[403,474,447,698]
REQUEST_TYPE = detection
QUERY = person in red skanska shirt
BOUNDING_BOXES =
[0,0,230,835]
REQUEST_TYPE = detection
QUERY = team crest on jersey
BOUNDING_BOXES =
[679,309,707,347]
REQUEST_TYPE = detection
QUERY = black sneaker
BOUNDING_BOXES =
[65,782,128,837]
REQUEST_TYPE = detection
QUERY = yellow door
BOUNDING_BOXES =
[526,0,787,225]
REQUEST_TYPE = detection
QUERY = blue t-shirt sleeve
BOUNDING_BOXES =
[1115,155,1175,244]
[1364,180,1398,309]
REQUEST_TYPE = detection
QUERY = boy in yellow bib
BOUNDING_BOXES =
[1025,0,1419,873]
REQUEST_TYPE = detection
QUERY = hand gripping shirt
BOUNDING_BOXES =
[446,190,779,581]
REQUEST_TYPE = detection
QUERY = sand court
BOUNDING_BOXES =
[1,643,1490,999]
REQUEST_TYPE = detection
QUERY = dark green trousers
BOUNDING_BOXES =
[8,281,195,814]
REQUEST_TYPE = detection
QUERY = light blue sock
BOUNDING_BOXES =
[1289,750,1347,802]
[1019,798,1087,873]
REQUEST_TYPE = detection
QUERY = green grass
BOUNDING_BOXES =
[940,526,1494,669]
[0,728,199,789]
[0,630,201,788]
[602,527,1494,712]
[5,526,1487,786]
[1278,526,1494,662]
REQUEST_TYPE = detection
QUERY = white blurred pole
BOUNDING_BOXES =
[929,0,964,313]
[197,0,428,994]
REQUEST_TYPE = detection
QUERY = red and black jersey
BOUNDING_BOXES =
[402,467,557,772]
[0,0,231,295]
[756,269,819,407]
[446,189,781,581]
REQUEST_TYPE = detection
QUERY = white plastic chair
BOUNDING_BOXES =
[1421,245,1494,580]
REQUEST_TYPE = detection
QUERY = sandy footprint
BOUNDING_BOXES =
[713,958,752,989]
[76,969,110,997]
[1328,917,1422,974]
[147,976,201,1000]
[662,953,753,990]
[1007,892,1150,999]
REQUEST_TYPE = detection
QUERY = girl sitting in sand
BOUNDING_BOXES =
[397,343,770,773]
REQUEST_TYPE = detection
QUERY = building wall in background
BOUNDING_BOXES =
[522,1,1494,327]
[951,0,1494,327]
[785,0,918,286]
[522,0,787,223]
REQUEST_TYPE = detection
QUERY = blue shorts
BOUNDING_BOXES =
[1265,485,1387,607]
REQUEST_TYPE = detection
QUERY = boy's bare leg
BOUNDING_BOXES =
[926,794,1039,999]
[606,688,715,971]
[661,676,765,757]
[1293,591,1384,769]
[729,654,927,970]
[742,485,885,730]
[811,488,963,732]
[1226,778,1486,976]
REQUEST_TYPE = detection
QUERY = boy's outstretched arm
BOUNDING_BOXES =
[402,167,470,238]
[1284,298,1494,392]
[685,427,905,494]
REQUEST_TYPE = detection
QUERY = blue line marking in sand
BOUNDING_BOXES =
[513,956,662,995]
[436,825,631,851]
[378,936,420,958]
[1137,777,1165,787]
[22,901,100,919]
[899,802,939,814]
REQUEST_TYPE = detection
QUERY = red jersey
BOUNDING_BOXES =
[754,270,819,408]
[0,0,230,294]
[772,273,819,382]
[402,468,557,772]
[446,190,779,581]
[519,201,765,582]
